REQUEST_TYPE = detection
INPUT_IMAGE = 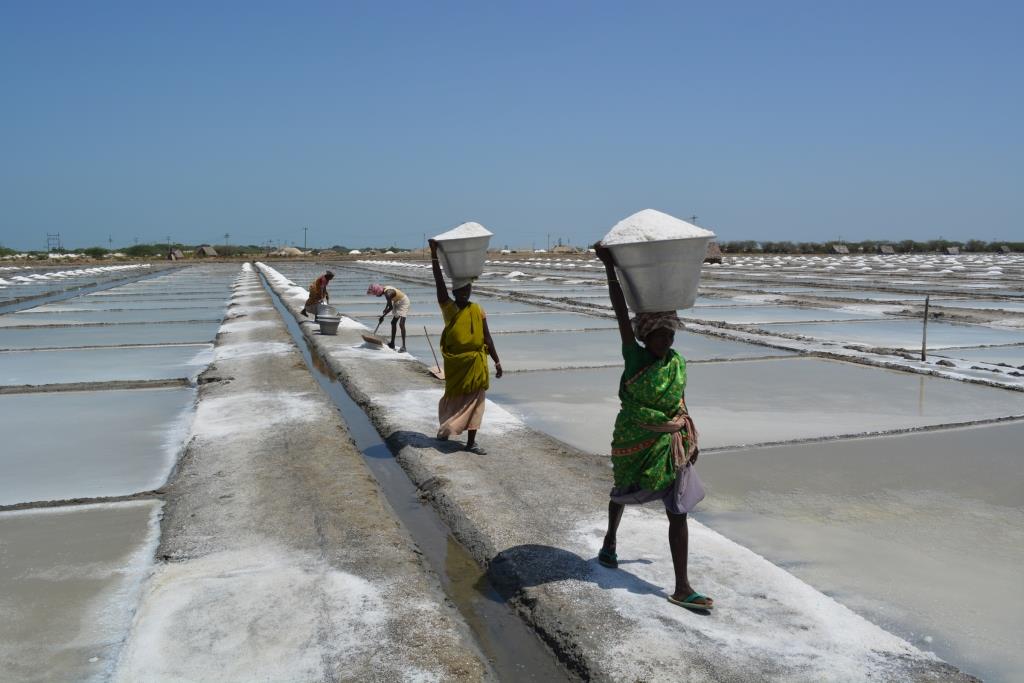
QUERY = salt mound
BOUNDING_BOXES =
[602,209,714,245]
[435,221,493,240]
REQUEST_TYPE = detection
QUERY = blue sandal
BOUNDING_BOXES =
[598,547,618,569]
[667,592,714,610]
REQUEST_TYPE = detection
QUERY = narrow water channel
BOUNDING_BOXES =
[261,273,572,682]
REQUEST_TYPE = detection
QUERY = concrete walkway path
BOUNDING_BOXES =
[115,264,490,681]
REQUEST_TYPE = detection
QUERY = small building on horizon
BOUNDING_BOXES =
[196,245,219,257]
[946,246,960,255]
[879,245,896,255]
[831,244,850,255]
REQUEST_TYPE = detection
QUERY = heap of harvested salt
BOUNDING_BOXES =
[434,221,493,240]
[602,209,714,245]
[601,209,715,312]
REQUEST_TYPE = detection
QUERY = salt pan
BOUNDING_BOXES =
[434,221,493,241]
[602,209,715,245]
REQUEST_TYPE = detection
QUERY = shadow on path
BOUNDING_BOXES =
[388,429,475,455]
[486,543,665,602]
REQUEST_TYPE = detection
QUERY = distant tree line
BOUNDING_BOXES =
[2,242,416,258]
[719,239,1022,254]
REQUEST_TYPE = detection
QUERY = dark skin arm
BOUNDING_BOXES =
[379,290,394,323]
[594,243,634,346]
[428,239,451,306]
[482,318,503,378]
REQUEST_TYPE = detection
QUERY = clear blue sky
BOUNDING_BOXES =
[1,1,1021,250]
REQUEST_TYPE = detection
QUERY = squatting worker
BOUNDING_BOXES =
[367,283,410,352]
[593,243,713,611]
[427,238,502,455]
[302,270,334,317]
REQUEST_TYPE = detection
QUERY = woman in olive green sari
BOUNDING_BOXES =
[594,244,713,611]
[428,239,503,454]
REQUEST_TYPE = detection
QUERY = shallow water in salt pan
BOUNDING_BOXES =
[2,306,224,326]
[0,321,221,350]
[682,305,885,324]
[932,344,1024,367]
[0,387,194,505]
[764,318,1024,349]
[0,345,211,385]
[486,357,1024,452]
[695,421,1024,683]
[42,296,227,310]
[0,501,161,683]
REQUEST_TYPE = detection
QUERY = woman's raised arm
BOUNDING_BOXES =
[428,239,451,305]
[594,243,633,346]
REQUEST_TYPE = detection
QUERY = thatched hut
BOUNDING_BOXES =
[196,245,219,257]
[945,246,960,255]
[831,244,850,255]
[879,245,895,255]
[168,248,185,260]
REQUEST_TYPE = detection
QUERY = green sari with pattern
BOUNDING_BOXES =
[611,341,690,492]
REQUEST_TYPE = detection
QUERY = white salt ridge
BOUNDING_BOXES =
[214,341,294,362]
[602,209,715,245]
[433,221,493,241]
[327,343,416,362]
[571,513,937,681]
[190,391,321,440]
[227,305,273,318]
[114,545,443,683]
[219,319,278,334]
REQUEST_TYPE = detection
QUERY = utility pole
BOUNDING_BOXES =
[689,215,698,225]
[166,235,171,256]
[547,233,550,251]
[108,235,113,249]
[921,295,930,361]
[224,232,230,248]
[303,227,308,250]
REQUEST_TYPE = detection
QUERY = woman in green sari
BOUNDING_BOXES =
[594,244,713,611]
[428,239,503,454]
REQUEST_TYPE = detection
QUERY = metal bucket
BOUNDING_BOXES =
[436,235,491,281]
[315,303,337,318]
[608,235,712,312]
[318,316,341,335]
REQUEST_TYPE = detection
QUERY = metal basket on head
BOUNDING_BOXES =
[434,222,493,282]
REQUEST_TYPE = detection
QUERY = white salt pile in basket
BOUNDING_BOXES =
[602,209,715,245]
[434,221,493,240]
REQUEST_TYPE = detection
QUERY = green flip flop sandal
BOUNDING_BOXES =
[667,592,714,610]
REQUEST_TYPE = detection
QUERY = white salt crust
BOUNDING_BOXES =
[433,221,493,241]
[602,209,715,245]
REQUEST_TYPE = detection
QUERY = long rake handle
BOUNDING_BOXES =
[424,326,441,369]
